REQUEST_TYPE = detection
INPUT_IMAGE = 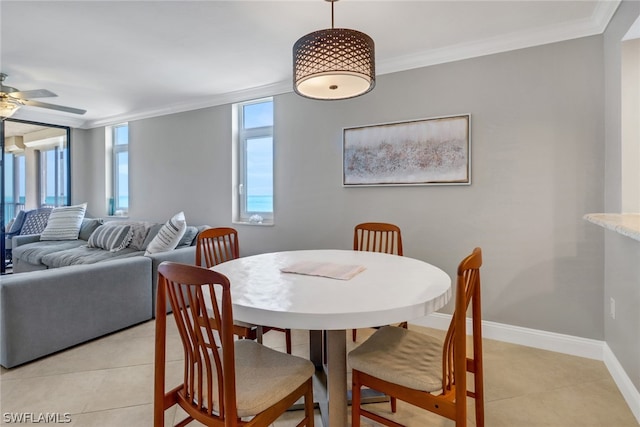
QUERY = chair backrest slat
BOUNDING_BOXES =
[196,227,240,268]
[353,222,403,256]
[158,262,237,423]
[442,247,482,391]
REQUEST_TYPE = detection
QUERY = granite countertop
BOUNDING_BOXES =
[583,213,640,242]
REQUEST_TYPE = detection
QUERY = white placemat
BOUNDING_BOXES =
[281,261,366,280]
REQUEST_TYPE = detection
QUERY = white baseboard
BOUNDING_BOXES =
[411,313,604,359]
[603,343,640,423]
[411,313,640,424]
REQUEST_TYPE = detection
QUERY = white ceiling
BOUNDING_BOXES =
[0,0,621,130]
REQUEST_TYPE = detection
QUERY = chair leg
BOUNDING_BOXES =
[390,396,397,413]
[473,357,485,427]
[285,329,292,354]
[304,378,315,427]
[352,372,362,427]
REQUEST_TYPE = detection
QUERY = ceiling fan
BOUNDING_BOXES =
[0,73,86,119]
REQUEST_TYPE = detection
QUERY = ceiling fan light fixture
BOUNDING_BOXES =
[293,0,375,100]
[0,98,20,119]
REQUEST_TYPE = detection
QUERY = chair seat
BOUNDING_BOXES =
[348,325,443,393]
[198,339,315,418]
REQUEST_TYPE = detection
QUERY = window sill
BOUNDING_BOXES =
[583,213,640,242]
[232,219,274,227]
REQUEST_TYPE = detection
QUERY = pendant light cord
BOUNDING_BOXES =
[331,0,335,29]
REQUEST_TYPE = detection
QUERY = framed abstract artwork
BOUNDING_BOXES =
[343,114,471,186]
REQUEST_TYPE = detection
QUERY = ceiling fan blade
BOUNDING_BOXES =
[9,89,58,99]
[22,99,86,115]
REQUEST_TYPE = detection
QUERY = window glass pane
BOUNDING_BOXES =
[243,101,273,129]
[4,153,14,221]
[111,123,129,215]
[246,137,273,213]
[17,155,25,204]
[115,151,129,210]
[41,148,66,207]
[4,153,13,203]
[114,125,128,145]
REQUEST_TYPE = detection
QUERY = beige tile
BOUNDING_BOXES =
[67,404,152,427]
[486,377,638,427]
[1,318,637,427]
[482,340,610,401]
[82,365,155,412]
[1,369,106,415]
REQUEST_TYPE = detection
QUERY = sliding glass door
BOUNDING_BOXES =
[1,118,71,273]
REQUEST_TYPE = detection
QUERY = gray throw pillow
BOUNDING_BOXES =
[8,210,27,234]
[112,221,153,251]
[79,218,104,241]
[87,224,134,252]
[178,226,198,247]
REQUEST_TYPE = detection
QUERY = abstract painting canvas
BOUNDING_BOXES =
[343,114,471,186]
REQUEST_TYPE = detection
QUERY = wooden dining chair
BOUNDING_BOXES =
[348,247,484,427]
[154,261,315,427]
[196,227,292,354]
[352,222,407,342]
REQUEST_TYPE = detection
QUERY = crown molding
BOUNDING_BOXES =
[83,81,293,129]
[9,108,87,129]
[378,0,621,75]
[11,1,621,130]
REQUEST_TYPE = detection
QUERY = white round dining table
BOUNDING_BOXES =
[211,249,451,426]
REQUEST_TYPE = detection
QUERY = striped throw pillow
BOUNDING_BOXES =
[87,224,134,252]
[40,203,87,241]
[144,212,187,255]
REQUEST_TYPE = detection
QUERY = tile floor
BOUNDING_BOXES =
[0,319,637,427]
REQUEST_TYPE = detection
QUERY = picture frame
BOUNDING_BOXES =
[342,114,471,186]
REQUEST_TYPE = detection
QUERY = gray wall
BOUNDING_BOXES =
[72,35,606,340]
[603,0,640,392]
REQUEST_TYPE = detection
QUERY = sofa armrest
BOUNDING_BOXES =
[12,234,41,248]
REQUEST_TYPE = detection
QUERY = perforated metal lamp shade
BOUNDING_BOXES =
[293,28,375,100]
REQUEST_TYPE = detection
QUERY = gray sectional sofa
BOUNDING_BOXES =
[0,217,205,368]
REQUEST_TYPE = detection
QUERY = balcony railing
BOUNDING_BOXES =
[4,202,26,223]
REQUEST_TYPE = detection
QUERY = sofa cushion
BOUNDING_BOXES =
[40,203,87,241]
[12,240,87,266]
[145,212,187,255]
[79,218,104,241]
[40,246,142,268]
[19,208,53,235]
[8,210,27,234]
[87,224,134,252]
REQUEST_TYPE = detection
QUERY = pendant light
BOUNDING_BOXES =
[293,0,375,100]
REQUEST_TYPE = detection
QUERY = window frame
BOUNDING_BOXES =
[233,98,274,225]
[38,142,69,208]
[111,123,129,216]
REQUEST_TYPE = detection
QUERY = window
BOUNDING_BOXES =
[3,152,25,220]
[39,144,68,208]
[234,98,274,224]
[111,124,129,215]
